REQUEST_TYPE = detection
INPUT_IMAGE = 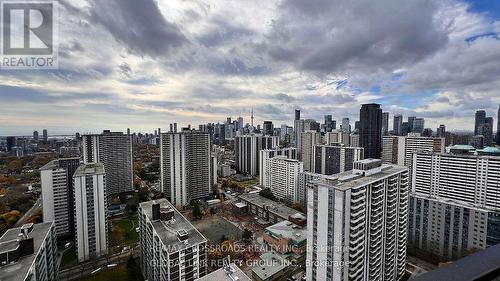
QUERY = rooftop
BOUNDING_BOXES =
[196,263,252,281]
[316,162,407,191]
[252,252,289,280]
[73,163,105,177]
[412,243,500,281]
[40,157,79,170]
[265,220,306,244]
[238,193,305,220]
[0,222,54,281]
[139,199,207,252]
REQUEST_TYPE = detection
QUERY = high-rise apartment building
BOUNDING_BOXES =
[313,144,364,175]
[307,159,409,281]
[33,131,39,142]
[73,163,108,262]
[40,157,80,236]
[408,194,500,261]
[235,134,279,176]
[0,222,58,281]
[42,129,48,142]
[139,199,208,281]
[82,130,133,197]
[382,112,389,135]
[299,131,321,172]
[297,172,337,207]
[412,152,500,210]
[393,114,403,136]
[359,104,383,159]
[382,135,445,166]
[264,156,303,203]
[160,131,212,206]
[294,119,305,147]
[409,152,500,261]
[259,147,297,186]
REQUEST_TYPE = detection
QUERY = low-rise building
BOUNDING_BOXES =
[263,220,307,257]
[196,262,251,281]
[237,193,305,225]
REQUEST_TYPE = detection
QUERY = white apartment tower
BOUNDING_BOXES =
[160,131,212,207]
[307,159,409,281]
[265,156,304,203]
[139,199,208,281]
[409,151,500,261]
[82,130,133,197]
[73,163,108,262]
[300,131,321,172]
[259,147,297,186]
[382,135,445,166]
[40,157,80,236]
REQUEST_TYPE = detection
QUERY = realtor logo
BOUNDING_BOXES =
[1,1,58,69]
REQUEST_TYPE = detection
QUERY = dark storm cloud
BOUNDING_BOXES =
[265,0,448,73]
[88,0,187,57]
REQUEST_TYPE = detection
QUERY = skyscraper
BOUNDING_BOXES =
[382,112,389,135]
[263,121,274,135]
[82,130,133,197]
[307,159,409,281]
[475,110,486,135]
[408,117,416,132]
[324,115,335,132]
[235,134,279,176]
[299,131,321,172]
[412,118,425,134]
[359,103,383,159]
[160,130,212,206]
[40,158,80,236]
[73,163,108,262]
[341,117,350,133]
[393,114,403,135]
[295,109,301,120]
[436,124,446,137]
[33,131,39,142]
[497,105,500,145]
[42,129,48,142]
[6,136,15,152]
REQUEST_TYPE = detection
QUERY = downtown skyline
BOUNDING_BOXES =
[1,0,500,135]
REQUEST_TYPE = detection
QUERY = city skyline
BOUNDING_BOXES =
[1,0,500,135]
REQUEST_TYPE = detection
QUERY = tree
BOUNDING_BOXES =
[192,201,203,220]
[242,228,252,240]
[259,189,277,201]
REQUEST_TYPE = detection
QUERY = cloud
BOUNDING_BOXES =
[88,0,187,57]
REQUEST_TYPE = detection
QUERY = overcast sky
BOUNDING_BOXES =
[1,0,500,135]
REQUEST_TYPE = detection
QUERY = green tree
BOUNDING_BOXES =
[259,188,277,201]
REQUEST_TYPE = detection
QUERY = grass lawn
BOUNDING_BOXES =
[60,245,77,268]
[109,217,139,246]
[80,258,143,281]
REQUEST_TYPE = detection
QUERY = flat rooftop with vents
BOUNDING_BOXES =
[0,222,56,281]
[139,199,206,252]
